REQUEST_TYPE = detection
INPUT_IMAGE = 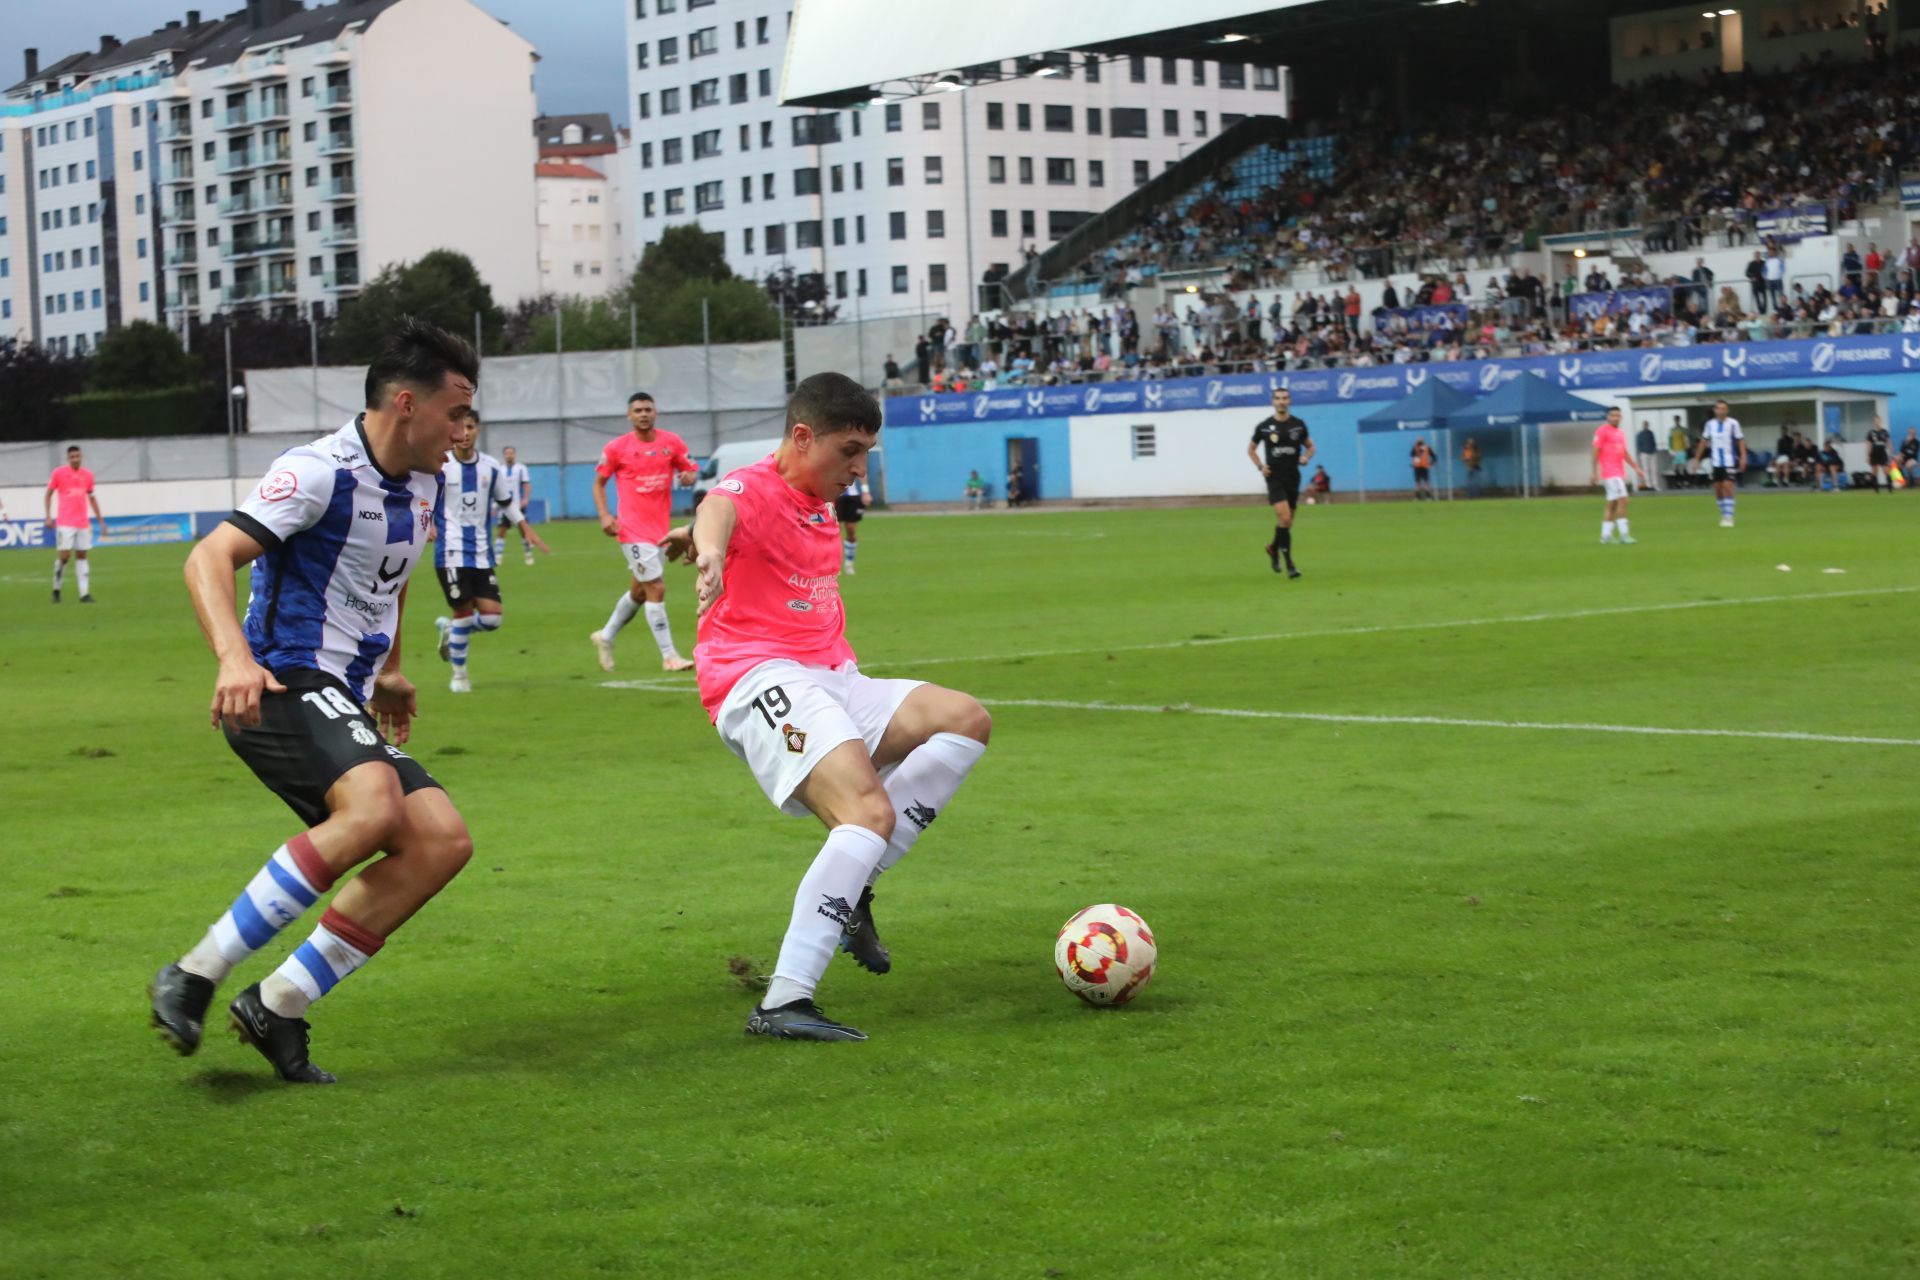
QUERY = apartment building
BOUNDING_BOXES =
[624,2,1286,311]
[535,112,634,297]
[1,0,540,354]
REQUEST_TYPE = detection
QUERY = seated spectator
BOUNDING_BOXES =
[1307,466,1332,501]
[964,469,987,510]
[1818,439,1847,490]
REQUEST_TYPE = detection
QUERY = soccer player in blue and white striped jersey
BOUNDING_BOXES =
[433,414,549,691]
[1692,400,1747,527]
[150,320,482,1085]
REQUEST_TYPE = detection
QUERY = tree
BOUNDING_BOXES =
[520,296,635,355]
[622,224,731,311]
[88,320,196,392]
[636,279,780,346]
[327,249,505,363]
[0,340,89,442]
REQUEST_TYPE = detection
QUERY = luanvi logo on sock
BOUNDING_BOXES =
[816,894,854,927]
[905,801,937,831]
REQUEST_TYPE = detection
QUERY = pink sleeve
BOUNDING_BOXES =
[594,442,619,479]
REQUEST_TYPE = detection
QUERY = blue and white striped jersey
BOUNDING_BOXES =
[1702,415,1745,467]
[229,417,444,703]
[434,450,523,570]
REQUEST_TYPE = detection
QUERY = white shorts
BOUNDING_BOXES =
[55,525,93,552]
[716,659,923,817]
[621,541,663,582]
[1602,476,1630,501]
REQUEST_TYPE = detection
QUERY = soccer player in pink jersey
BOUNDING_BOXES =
[45,445,104,603]
[591,392,698,672]
[1591,406,1646,545]
[689,372,991,1041]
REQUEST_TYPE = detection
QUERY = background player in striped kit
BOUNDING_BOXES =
[150,320,481,1085]
[836,475,870,574]
[494,445,535,565]
[1692,400,1747,527]
[434,414,550,692]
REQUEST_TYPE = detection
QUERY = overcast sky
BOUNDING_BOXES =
[7,0,631,122]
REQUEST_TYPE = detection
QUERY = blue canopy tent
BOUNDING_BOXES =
[1355,379,1477,501]
[1446,373,1611,498]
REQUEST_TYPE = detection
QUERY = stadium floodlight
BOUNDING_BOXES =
[1210,32,1251,42]
[1717,7,1736,12]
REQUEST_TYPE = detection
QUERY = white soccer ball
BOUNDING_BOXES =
[1054,903,1157,1006]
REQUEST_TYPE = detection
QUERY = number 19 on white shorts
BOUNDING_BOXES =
[715,659,922,817]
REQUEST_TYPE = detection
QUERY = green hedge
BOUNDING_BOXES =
[56,385,215,437]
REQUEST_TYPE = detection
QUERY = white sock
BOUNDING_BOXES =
[260,907,384,1019]
[871,732,987,882]
[1617,518,1630,537]
[76,561,90,594]
[764,825,888,1007]
[493,536,506,561]
[1601,520,1615,541]
[643,601,678,658]
[53,559,67,589]
[473,612,502,634]
[604,593,641,639]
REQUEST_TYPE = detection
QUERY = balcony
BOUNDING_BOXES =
[218,107,255,131]
[317,132,354,157]
[323,271,361,292]
[218,195,256,217]
[321,178,357,201]
[165,295,200,312]
[162,118,194,142]
[318,86,353,112]
[217,151,256,175]
[258,142,293,169]
[322,223,359,247]
[222,237,294,261]
[264,276,299,299]
[259,187,295,210]
[256,98,291,123]
[159,205,195,226]
[165,248,198,267]
[248,55,288,80]
[161,164,195,185]
[224,282,266,305]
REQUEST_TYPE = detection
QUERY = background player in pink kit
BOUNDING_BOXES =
[45,445,103,603]
[1591,406,1646,545]
[591,392,698,672]
[689,372,991,1042]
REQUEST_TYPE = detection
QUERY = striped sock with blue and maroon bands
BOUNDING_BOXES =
[178,832,334,985]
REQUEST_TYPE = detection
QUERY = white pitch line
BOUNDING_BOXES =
[886,584,1920,670]
[980,698,1920,748]
[598,682,1918,747]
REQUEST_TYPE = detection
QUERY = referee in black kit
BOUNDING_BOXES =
[1247,386,1315,578]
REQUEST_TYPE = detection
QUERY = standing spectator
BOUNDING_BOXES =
[883,354,903,392]
[1764,249,1786,311]
[1381,280,1401,311]
[1635,419,1660,491]
[1345,286,1362,336]
[1410,438,1436,500]
[1745,251,1768,312]
[1772,423,1798,487]
[1667,415,1691,481]
[1461,436,1483,498]
[1842,243,1864,290]
[1689,257,1714,313]
[913,334,931,388]
[1865,243,1886,286]
[1900,427,1920,482]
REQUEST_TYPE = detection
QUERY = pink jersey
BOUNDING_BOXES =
[48,466,95,527]
[596,430,693,542]
[695,457,855,720]
[1592,424,1629,479]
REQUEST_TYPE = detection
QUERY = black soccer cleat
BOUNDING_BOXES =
[1286,563,1302,580]
[744,998,868,1042]
[227,983,337,1084]
[80,594,95,604]
[838,886,891,975]
[149,963,216,1056]
[51,589,60,604]
[1264,541,1278,571]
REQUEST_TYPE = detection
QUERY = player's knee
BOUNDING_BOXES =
[851,793,896,842]
[949,696,992,745]
[432,823,475,881]
[337,791,407,855]
[1276,510,1294,529]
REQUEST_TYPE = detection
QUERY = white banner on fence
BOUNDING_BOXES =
[245,341,785,433]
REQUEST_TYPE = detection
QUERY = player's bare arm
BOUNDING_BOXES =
[183,522,285,731]
[515,516,552,556]
[591,472,618,537]
[691,492,738,616]
[1247,440,1269,476]
[1300,437,1316,468]
[89,492,104,534]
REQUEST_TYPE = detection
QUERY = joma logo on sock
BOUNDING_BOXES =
[816,894,854,927]
[905,802,937,831]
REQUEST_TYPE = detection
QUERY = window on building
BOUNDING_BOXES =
[762,172,775,198]
[926,210,945,239]
[1222,112,1247,128]
[791,114,841,145]
[659,36,679,63]
[922,102,940,130]
[741,175,753,202]
[637,92,651,119]
[1089,158,1105,187]
[889,211,906,240]
[730,72,748,103]
[886,158,904,186]
[739,124,751,150]
[1133,159,1149,186]
[1219,62,1245,89]
[690,27,718,57]
[662,137,683,164]
[758,68,771,96]
[760,121,773,146]
[692,79,720,109]
[891,266,908,294]
[1017,157,1033,184]
[742,225,753,253]
[990,209,1008,237]
[924,156,943,184]
[664,187,685,213]
[635,43,649,69]
[928,264,946,292]
[1046,158,1075,185]
[987,156,1005,184]
[735,20,745,47]
[1085,57,1100,82]
[756,16,769,42]
[884,104,901,132]
[695,180,723,211]
[1020,210,1035,238]
[1256,65,1280,90]
[793,167,821,195]
[1163,109,1179,136]
[829,164,843,193]
[986,102,1004,130]
[855,214,865,243]
[641,141,654,167]
[765,224,785,253]
[1043,105,1073,133]
[1111,108,1147,138]
[1016,103,1031,131]
[1086,107,1103,136]
[1128,55,1146,82]
[834,270,846,299]
[1048,210,1085,238]
[832,217,845,245]
[852,161,863,189]
[661,87,681,113]
[694,130,720,158]
[795,220,821,248]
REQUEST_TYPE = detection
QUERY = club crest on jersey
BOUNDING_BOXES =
[260,470,299,502]
[348,721,378,747]
[782,723,807,754]
[717,478,746,495]
[808,511,827,524]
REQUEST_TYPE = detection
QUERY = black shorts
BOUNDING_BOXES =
[224,669,442,827]
[436,564,501,608]
[834,495,865,526]
[1869,448,1890,466]
[1264,472,1302,507]
[1711,465,1738,483]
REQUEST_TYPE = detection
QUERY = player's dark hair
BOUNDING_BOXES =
[628,391,654,406]
[787,372,880,438]
[469,411,482,425]
[65,444,81,453]
[364,318,480,410]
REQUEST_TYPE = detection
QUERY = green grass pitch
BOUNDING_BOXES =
[2,490,1916,1278]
